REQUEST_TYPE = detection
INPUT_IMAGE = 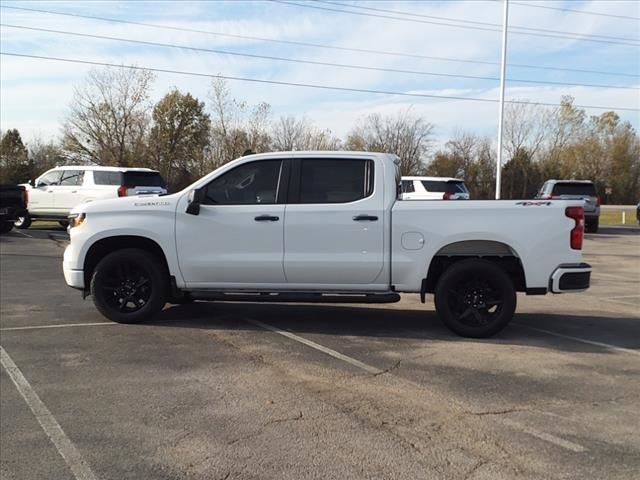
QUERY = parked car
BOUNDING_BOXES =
[401,176,470,200]
[63,151,591,338]
[535,179,600,233]
[16,166,167,228]
[0,185,28,234]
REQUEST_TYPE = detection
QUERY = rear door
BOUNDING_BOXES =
[55,170,85,212]
[283,157,385,287]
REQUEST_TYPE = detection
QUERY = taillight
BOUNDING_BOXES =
[117,185,130,197]
[23,189,28,205]
[443,192,452,200]
[565,206,584,250]
[596,195,601,207]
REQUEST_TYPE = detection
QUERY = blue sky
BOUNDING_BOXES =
[1,0,638,146]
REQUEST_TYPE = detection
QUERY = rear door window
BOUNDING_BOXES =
[296,159,374,204]
[552,183,596,196]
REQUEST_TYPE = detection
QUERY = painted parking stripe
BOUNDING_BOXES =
[503,419,587,453]
[514,324,640,357]
[0,322,114,332]
[0,345,98,480]
[245,318,383,374]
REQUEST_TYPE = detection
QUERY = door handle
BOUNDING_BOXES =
[71,190,77,193]
[353,215,378,221]
[254,215,279,222]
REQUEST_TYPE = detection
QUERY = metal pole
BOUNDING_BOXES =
[495,0,509,200]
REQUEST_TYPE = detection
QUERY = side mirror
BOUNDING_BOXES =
[186,187,205,215]
[29,179,35,187]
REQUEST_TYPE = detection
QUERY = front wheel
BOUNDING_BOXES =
[14,214,31,229]
[434,259,517,338]
[90,248,168,324]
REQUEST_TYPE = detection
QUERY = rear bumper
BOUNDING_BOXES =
[549,263,591,293]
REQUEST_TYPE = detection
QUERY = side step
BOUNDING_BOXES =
[187,291,401,304]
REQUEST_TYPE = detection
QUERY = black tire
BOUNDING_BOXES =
[434,259,517,338]
[588,218,599,233]
[90,248,168,324]
[14,214,31,229]
[0,222,13,234]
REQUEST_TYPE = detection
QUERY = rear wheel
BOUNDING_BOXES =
[434,259,517,338]
[91,248,168,324]
[586,218,598,233]
[14,214,31,229]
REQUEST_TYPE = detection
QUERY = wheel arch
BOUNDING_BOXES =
[83,236,170,290]
[424,240,526,294]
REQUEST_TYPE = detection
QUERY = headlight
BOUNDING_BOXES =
[68,213,86,229]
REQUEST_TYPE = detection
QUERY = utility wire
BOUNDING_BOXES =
[1,4,637,79]
[4,23,637,91]
[318,0,639,43]
[273,0,639,46]
[2,51,638,112]
[509,1,640,21]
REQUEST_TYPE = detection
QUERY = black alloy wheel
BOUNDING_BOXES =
[435,259,516,338]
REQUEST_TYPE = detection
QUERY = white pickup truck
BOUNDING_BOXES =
[63,152,591,337]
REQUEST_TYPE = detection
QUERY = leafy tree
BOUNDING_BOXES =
[62,66,155,166]
[149,89,211,191]
[0,129,32,184]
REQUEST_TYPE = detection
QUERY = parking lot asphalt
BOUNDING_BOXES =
[1,226,639,479]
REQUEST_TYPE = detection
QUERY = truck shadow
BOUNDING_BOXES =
[146,301,640,354]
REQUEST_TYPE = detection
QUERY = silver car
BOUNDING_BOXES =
[536,180,600,233]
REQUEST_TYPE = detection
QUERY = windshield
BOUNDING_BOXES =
[421,180,469,193]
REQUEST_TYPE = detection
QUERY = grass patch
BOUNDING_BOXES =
[599,209,637,226]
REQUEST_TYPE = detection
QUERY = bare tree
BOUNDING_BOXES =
[271,115,341,151]
[62,66,155,166]
[345,109,434,175]
[503,102,550,161]
[208,78,271,166]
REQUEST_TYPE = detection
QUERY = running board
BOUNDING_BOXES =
[187,291,401,304]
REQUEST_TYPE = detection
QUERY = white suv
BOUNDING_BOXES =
[16,166,167,228]
[401,176,470,200]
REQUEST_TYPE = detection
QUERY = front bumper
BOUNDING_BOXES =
[63,244,85,289]
[549,263,591,293]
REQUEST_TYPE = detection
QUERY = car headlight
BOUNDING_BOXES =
[68,213,86,229]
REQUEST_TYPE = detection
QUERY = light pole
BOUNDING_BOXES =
[495,0,509,199]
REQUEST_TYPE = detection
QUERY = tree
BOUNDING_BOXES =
[271,115,341,151]
[62,66,155,166]
[345,109,434,175]
[0,129,31,184]
[149,89,211,191]
[208,78,271,167]
[28,135,66,176]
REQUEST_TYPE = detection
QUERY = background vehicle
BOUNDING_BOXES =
[401,176,470,200]
[0,185,27,234]
[16,166,167,228]
[535,179,600,233]
[64,152,590,338]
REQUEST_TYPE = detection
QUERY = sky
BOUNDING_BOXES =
[1,0,639,148]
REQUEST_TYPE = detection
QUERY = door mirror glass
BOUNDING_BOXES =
[186,187,205,215]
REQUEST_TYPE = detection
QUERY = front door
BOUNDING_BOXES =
[28,170,62,215]
[55,170,85,213]
[283,158,385,287]
[175,159,287,288]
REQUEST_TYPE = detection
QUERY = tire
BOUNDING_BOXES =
[14,214,31,229]
[90,248,168,324]
[0,222,13,234]
[434,259,517,338]
[588,218,599,233]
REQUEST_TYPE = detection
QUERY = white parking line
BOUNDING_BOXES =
[0,322,114,332]
[245,318,383,374]
[503,419,587,453]
[513,324,640,357]
[0,345,98,480]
